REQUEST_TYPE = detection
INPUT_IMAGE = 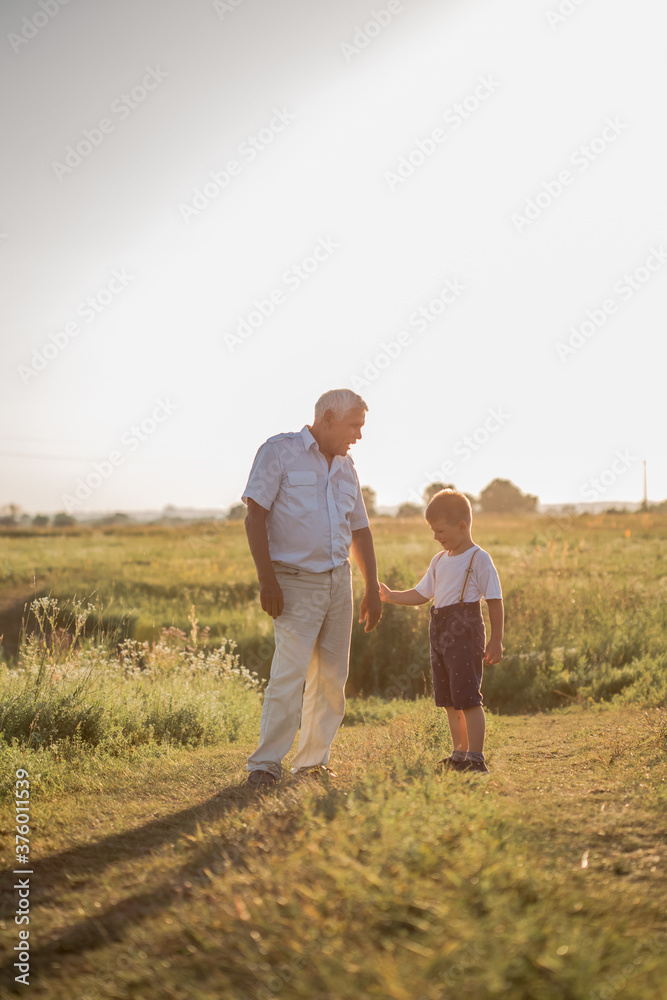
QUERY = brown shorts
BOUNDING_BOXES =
[429,601,486,710]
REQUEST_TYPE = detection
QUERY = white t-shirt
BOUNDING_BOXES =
[414,545,502,608]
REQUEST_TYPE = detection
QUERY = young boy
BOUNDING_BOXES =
[379,490,503,774]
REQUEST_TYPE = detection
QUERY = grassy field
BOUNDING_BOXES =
[0,513,665,997]
[1,513,666,711]
[0,701,665,999]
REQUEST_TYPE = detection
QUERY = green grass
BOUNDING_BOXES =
[0,599,262,752]
[0,513,665,997]
[0,701,665,999]
[1,513,665,711]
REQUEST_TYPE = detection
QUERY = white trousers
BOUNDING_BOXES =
[247,560,353,776]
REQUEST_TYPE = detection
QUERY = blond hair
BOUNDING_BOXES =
[425,489,472,525]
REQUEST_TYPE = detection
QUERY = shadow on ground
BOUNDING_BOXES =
[0,778,278,991]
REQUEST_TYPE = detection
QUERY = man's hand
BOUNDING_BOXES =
[484,638,503,665]
[260,577,284,619]
[246,500,284,617]
[359,589,382,632]
[351,527,382,632]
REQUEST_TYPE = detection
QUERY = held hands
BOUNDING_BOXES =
[259,577,284,619]
[378,582,392,603]
[484,638,503,665]
[359,589,382,632]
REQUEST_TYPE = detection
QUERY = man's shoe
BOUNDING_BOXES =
[293,765,337,779]
[246,769,279,789]
[435,756,456,771]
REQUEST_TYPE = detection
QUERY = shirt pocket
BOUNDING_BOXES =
[337,478,358,517]
[284,470,318,512]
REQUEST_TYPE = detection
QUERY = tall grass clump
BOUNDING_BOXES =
[0,599,262,753]
[349,563,432,698]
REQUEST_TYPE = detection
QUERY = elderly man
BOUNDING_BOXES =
[242,388,382,787]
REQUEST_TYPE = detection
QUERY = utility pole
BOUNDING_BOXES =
[641,460,648,511]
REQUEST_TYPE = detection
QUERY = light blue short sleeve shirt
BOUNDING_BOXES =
[242,425,370,572]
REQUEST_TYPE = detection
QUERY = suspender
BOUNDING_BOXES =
[459,548,478,604]
[433,547,479,604]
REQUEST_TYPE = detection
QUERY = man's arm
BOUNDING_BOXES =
[244,498,284,618]
[350,526,382,632]
[485,598,504,664]
[379,582,431,606]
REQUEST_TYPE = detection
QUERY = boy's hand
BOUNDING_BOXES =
[484,638,503,665]
[378,582,392,603]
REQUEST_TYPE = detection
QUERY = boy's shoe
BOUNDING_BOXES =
[452,758,489,775]
[246,769,279,789]
[435,756,456,770]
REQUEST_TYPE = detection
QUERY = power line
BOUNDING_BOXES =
[0,434,97,446]
[0,450,168,464]
[0,450,93,461]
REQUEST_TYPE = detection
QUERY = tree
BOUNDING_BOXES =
[53,512,76,527]
[226,503,246,521]
[95,512,131,527]
[423,482,456,504]
[479,479,538,514]
[397,502,423,518]
[0,503,21,526]
[32,514,50,527]
[361,486,377,517]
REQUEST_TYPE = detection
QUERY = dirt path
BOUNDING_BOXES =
[487,709,667,901]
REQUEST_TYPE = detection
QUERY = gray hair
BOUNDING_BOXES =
[314,389,368,421]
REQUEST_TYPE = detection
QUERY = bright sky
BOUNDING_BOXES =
[1,0,665,516]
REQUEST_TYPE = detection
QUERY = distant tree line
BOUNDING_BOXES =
[3,483,666,529]
[360,479,539,517]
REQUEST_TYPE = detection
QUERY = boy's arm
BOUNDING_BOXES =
[485,598,504,664]
[379,582,431,606]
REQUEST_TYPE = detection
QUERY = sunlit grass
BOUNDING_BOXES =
[1,513,666,711]
[0,701,664,999]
